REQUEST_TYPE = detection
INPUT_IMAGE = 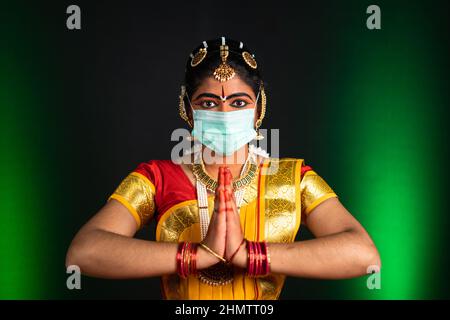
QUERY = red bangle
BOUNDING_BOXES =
[251,241,256,276]
[245,241,271,277]
[260,241,268,276]
[253,242,259,277]
[246,240,253,277]
[181,242,187,278]
[255,241,262,276]
[185,242,191,277]
[176,242,185,278]
[176,242,199,278]
[191,243,198,276]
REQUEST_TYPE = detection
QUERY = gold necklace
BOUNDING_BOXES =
[191,158,258,193]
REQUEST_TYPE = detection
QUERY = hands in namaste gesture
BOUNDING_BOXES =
[198,167,247,269]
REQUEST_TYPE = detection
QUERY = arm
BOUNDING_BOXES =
[233,197,381,279]
[65,199,216,279]
[268,197,380,278]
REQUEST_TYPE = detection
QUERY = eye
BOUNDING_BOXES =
[230,99,249,108]
[200,100,218,108]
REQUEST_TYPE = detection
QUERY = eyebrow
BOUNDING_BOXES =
[193,92,254,102]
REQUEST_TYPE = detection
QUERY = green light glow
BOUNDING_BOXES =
[0,58,45,298]
[323,1,442,299]
[0,4,51,299]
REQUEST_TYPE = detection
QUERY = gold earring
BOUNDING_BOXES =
[186,133,195,141]
[255,83,266,140]
[255,129,264,140]
[179,85,193,127]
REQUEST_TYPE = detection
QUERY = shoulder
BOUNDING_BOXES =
[133,159,178,185]
[265,157,312,177]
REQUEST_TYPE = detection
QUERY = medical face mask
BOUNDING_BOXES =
[191,108,257,156]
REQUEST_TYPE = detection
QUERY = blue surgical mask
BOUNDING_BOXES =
[191,108,257,156]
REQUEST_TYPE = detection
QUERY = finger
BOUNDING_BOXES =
[224,189,240,228]
[225,189,233,210]
[227,167,234,180]
[228,191,239,217]
[224,167,231,186]
[225,189,233,224]
[224,169,233,197]
[225,190,237,218]
[223,173,238,214]
[217,166,225,194]
[215,167,224,206]
[211,190,226,230]
[218,189,226,215]
[217,167,224,192]
[214,167,223,214]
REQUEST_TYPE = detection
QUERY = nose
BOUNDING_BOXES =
[217,101,234,112]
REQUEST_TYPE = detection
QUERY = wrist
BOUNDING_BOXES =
[197,245,220,269]
[232,244,247,268]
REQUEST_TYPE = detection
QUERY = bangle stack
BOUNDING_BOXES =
[176,240,271,281]
[246,240,271,277]
[176,242,198,278]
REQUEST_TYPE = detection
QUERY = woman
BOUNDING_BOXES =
[66,37,380,299]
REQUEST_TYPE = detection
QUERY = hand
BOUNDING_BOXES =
[223,168,247,268]
[197,167,227,269]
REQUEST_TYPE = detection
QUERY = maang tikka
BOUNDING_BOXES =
[213,37,236,82]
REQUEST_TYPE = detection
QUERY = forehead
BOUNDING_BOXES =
[193,76,255,97]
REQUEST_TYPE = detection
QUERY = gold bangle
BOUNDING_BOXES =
[199,243,227,263]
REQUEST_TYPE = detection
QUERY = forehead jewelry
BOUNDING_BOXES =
[213,37,236,82]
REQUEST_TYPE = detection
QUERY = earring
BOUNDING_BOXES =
[186,133,195,141]
[179,85,193,128]
[255,83,266,140]
[255,129,264,141]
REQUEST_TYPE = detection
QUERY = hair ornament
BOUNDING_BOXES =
[242,51,257,69]
[191,41,208,67]
[213,37,236,82]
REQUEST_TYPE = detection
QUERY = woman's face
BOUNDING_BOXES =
[190,76,258,113]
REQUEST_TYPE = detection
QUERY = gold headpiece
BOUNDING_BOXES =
[191,48,207,67]
[213,40,236,82]
[189,38,258,82]
[242,51,257,69]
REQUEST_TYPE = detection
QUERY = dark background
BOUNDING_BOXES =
[1,0,449,299]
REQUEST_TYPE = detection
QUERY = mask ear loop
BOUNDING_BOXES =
[185,91,194,111]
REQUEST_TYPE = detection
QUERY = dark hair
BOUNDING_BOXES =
[183,37,264,118]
